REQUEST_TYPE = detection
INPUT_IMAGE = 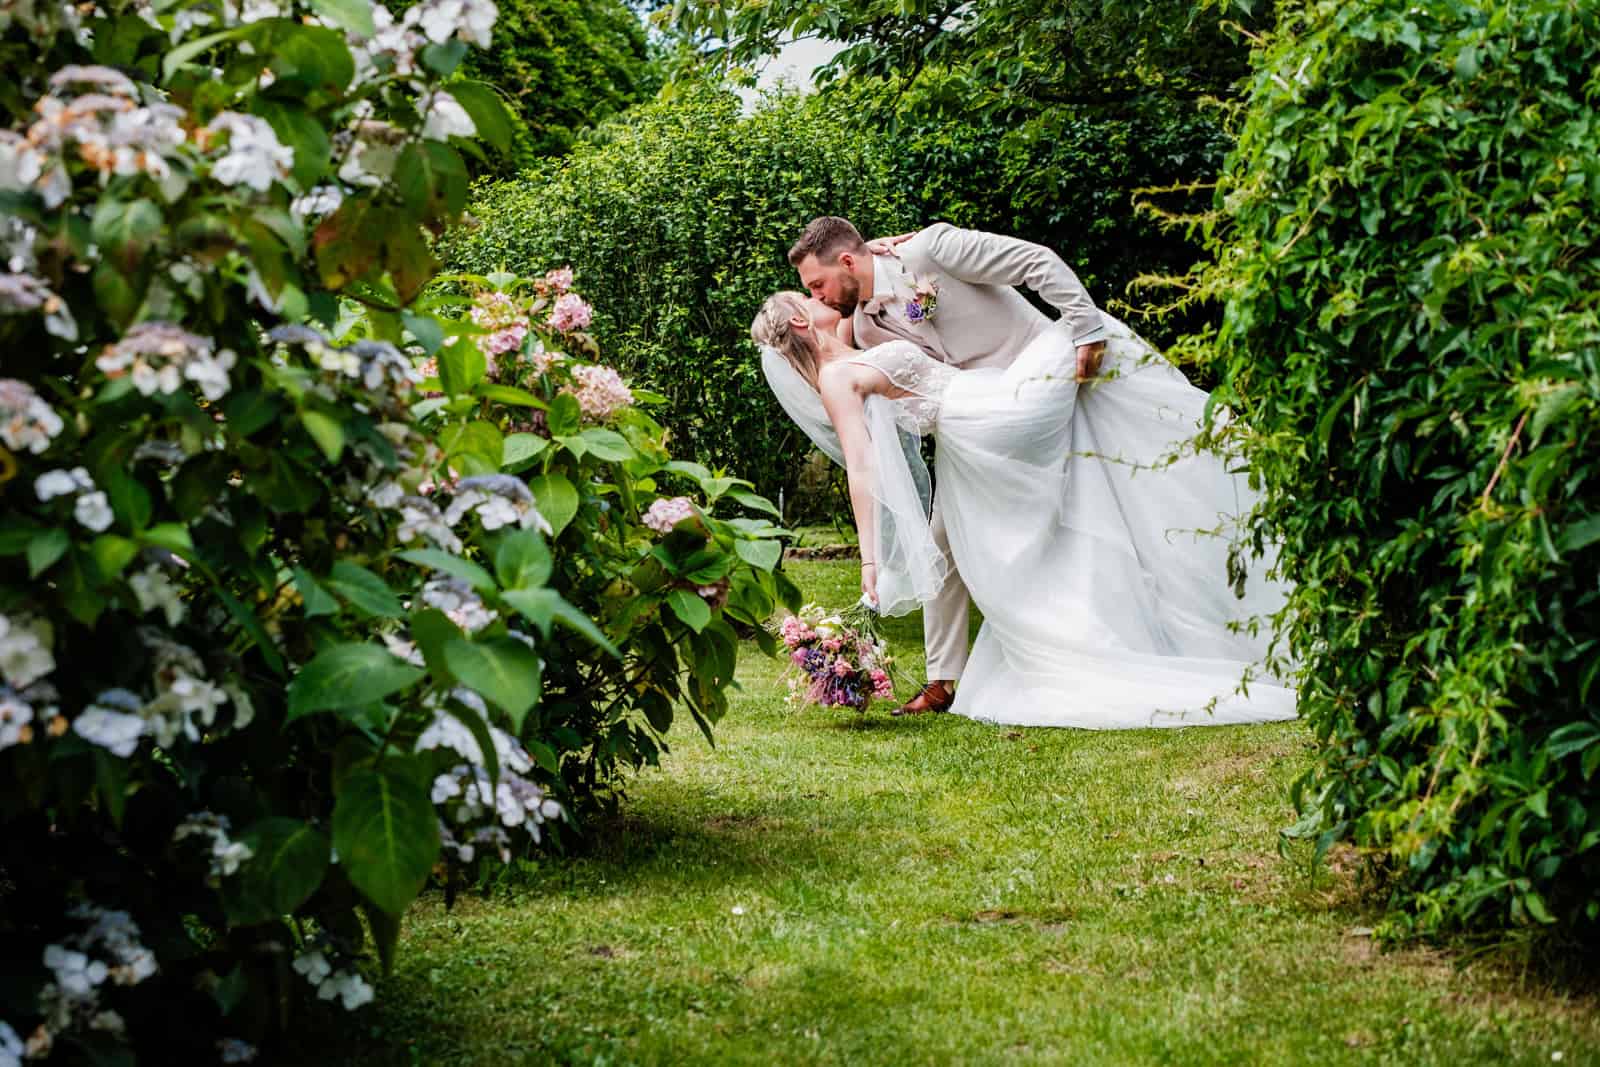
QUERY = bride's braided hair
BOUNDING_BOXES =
[751,291,821,390]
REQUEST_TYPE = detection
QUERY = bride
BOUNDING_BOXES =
[751,291,1297,729]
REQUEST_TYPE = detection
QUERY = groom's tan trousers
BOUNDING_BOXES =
[924,498,971,682]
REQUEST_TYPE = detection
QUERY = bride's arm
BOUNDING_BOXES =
[818,364,882,605]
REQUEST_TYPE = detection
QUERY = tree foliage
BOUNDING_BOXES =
[444,84,916,511]
[1187,0,1600,940]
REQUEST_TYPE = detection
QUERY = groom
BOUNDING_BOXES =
[788,216,1108,715]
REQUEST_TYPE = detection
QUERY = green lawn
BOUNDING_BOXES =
[332,560,1599,1066]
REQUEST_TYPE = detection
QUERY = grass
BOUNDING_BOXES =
[331,560,1600,1066]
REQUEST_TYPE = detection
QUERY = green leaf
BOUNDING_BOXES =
[333,765,439,916]
[443,637,542,730]
[286,643,425,723]
[141,523,194,557]
[421,39,468,76]
[28,528,71,578]
[307,0,375,37]
[733,539,783,571]
[494,529,553,590]
[162,24,251,81]
[666,588,712,633]
[437,336,488,395]
[577,428,635,462]
[476,383,546,408]
[727,488,782,518]
[1557,515,1600,554]
[396,549,497,593]
[528,472,579,536]
[216,587,287,677]
[448,81,515,152]
[547,392,581,437]
[402,311,446,356]
[325,561,403,618]
[407,607,460,679]
[257,100,332,188]
[301,410,346,462]
[440,420,504,475]
[293,566,339,618]
[502,433,550,473]
[89,535,139,581]
[501,588,621,658]
[224,818,331,926]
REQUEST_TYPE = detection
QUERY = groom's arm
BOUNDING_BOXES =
[919,223,1107,347]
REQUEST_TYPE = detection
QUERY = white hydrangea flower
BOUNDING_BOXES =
[0,1021,22,1065]
[72,707,144,758]
[396,497,463,553]
[173,811,253,882]
[0,689,34,751]
[35,466,94,501]
[73,490,114,533]
[0,378,64,454]
[0,613,54,689]
[366,480,404,509]
[128,565,186,626]
[184,347,237,401]
[222,683,255,730]
[218,1038,258,1063]
[318,970,375,1011]
[290,184,343,221]
[407,0,496,48]
[204,112,294,193]
[420,578,495,632]
[43,946,108,998]
[291,950,332,986]
[420,91,475,141]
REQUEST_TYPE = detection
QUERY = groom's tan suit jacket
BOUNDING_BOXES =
[850,222,1106,370]
[849,223,1106,682]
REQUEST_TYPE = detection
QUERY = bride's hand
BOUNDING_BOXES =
[864,232,915,256]
[860,561,878,606]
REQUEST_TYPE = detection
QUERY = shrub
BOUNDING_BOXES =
[442,84,916,512]
[1192,0,1600,940]
[0,1,787,1061]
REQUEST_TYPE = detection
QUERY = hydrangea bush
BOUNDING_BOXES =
[0,0,790,1060]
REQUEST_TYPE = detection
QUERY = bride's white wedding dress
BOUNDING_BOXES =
[845,315,1297,728]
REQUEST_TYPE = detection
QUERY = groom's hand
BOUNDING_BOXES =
[1076,341,1106,381]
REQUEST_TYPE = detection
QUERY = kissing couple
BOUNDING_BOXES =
[752,216,1296,729]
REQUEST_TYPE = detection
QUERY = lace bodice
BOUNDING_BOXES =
[848,340,958,435]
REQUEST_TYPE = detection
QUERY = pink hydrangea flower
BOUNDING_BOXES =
[642,496,695,534]
[544,266,574,293]
[481,323,527,357]
[547,293,592,333]
[565,364,632,421]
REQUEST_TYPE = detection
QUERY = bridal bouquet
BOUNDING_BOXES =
[777,602,897,711]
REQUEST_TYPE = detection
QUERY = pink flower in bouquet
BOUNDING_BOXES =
[832,659,853,677]
[547,293,592,332]
[871,669,893,699]
[790,649,809,665]
[779,616,816,648]
[565,364,633,420]
[643,496,695,534]
[822,637,843,654]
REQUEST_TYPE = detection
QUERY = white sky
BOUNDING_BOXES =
[741,35,847,103]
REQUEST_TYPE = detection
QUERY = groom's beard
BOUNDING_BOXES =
[828,276,860,315]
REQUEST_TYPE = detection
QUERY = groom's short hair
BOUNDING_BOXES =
[789,216,867,266]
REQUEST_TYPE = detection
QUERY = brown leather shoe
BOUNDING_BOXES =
[892,680,954,717]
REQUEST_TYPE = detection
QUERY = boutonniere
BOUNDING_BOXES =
[905,276,939,325]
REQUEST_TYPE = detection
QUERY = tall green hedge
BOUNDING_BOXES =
[1196,0,1600,939]
[443,84,914,509]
